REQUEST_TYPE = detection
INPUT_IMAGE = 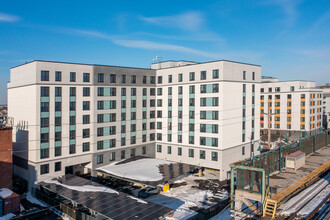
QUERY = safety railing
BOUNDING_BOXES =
[230,129,329,210]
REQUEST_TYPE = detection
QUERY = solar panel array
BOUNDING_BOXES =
[39,175,172,220]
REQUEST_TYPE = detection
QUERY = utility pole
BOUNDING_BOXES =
[264,102,275,150]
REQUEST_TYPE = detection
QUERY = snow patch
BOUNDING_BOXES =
[26,192,48,207]
[98,158,174,182]
[127,196,148,204]
[20,204,25,211]
[44,179,119,194]
[0,213,16,220]
[0,188,13,198]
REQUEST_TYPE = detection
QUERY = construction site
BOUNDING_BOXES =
[227,129,330,219]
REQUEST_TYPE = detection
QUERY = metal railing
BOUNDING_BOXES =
[230,129,329,209]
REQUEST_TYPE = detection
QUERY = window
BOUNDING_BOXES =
[178,87,183,96]
[121,150,125,159]
[252,72,255,80]
[157,133,162,141]
[168,146,172,154]
[70,101,76,111]
[190,72,195,81]
[150,88,155,96]
[178,135,182,143]
[131,136,136,144]
[157,144,162,153]
[201,71,206,80]
[212,152,218,161]
[142,76,147,84]
[55,102,61,111]
[200,150,205,159]
[212,124,218,133]
[275,87,280,92]
[121,138,126,146]
[213,84,219,93]
[178,73,183,82]
[97,154,103,164]
[83,115,90,124]
[242,134,245,142]
[168,75,172,83]
[110,152,116,161]
[40,148,49,159]
[189,136,194,144]
[131,75,136,83]
[213,69,219,79]
[290,86,295,91]
[158,76,162,84]
[69,116,75,125]
[130,148,136,157]
[143,88,147,96]
[83,101,90,110]
[110,74,116,83]
[54,145,61,156]
[83,73,90,82]
[201,85,206,93]
[189,149,194,158]
[243,71,246,80]
[83,87,90,96]
[242,146,245,155]
[189,111,194,119]
[243,84,246,93]
[83,143,89,152]
[150,76,155,84]
[40,164,49,175]
[40,87,49,97]
[98,87,104,96]
[41,70,49,81]
[131,88,136,96]
[157,88,163,95]
[70,72,76,82]
[157,122,162,129]
[189,98,195,106]
[189,85,195,94]
[41,118,49,128]
[142,146,146,155]
[178,147,182,156]
[83,129,90,138]
[131,100,137,108]
[55,162,61,172]
[98,73,104,83]
[52,90,60,101]
[40,133,49,143]
[70,144,76,154]
[55,131,61,141]
[70,87,76,96]
[55,71,61,81]
[121,75,126,83]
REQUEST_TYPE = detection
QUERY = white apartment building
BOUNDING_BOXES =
[8,59,261,188]
[260,78,323,141]
[316,85,330,129]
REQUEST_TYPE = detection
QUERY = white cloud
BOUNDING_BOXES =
[140,11,204,31]
[0,12,19,22]
[113,39,220,58]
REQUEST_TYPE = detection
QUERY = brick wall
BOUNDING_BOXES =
[0,127,13,189]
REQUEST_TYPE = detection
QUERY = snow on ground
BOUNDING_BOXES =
[26,192,48,207]
[146,172,229,220]
[0,188,13,198]
[44,179,119,194]
[0,213,16,220]
[20,204,25,211]
[98,158,174,182]
[127,196,148,204]
[278,172,330,217]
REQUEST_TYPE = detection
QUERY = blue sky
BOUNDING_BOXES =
[1,0,330,104]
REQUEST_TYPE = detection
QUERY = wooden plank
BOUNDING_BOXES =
[271,159,330,202]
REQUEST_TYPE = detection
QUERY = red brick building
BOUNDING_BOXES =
[0,127,13,189]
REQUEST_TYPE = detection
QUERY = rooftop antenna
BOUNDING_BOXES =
[152,56,162,69]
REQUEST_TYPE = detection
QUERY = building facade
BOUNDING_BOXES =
[8,60,261,187]
[260,79,323,142]
[0,127,13,189]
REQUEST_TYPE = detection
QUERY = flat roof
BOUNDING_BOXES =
[39,175,172,220]
[11,58,261,70]
[96,156,198,187]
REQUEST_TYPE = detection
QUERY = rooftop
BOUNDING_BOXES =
[96,156,198,187]
[39,175,172,220]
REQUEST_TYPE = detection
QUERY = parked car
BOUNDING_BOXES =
[138,187,160,198]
